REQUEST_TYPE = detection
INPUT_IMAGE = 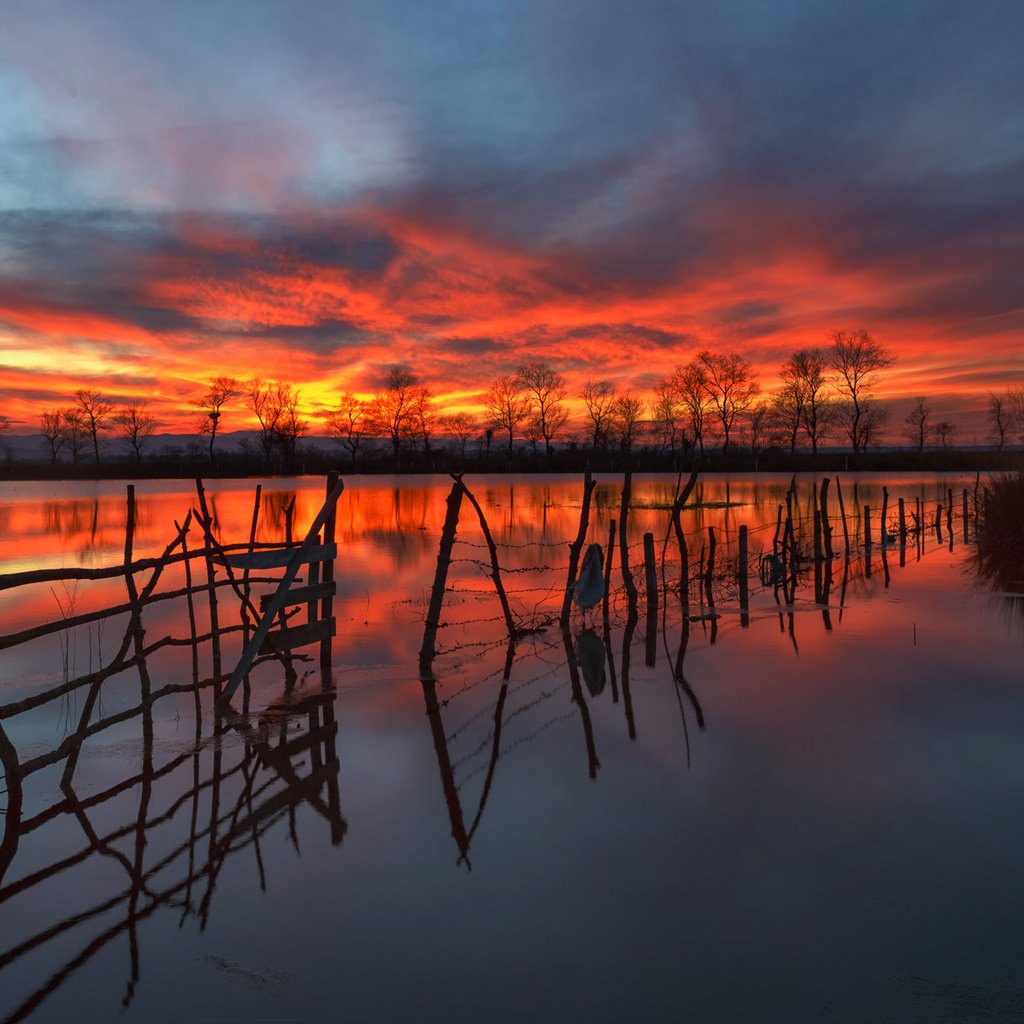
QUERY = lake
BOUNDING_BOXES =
[1,472,1022,1024]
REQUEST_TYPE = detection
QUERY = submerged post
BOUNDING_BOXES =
[864,505,872,548]
[835,477,851,556]
[820,477,834,560]
[643,531,658,667]
[560,470,597,630]
[738,524,749,628]
[898,497,907,540]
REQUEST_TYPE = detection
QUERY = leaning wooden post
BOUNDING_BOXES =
[419,479,464,681]
[813,508,823,562]
[642,533,658,619]
[935,503,943,541]
[820,477,834,560]
[738,524,749,628]
[195,479,223,696]
[898,497,907,540]
[458,477,519,638]
[320,471,339,671]
[560,469,597,630]
[618,472,638,609]
[643,532,658,667]
[962,489,969,543]
[835,477,851,556]
[864,505,872,548]
[881,486,889,540]
[946,488,954,535]
[704,526,716,608]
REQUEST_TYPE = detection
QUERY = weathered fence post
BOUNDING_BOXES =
[419,479,464,680]
[835,477,851,556]
[738,524,749,628]
[560,470,597,630]
[864,505,872,548]
[643,532,657,667]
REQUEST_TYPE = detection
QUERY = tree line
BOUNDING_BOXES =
[15,329,1024,468]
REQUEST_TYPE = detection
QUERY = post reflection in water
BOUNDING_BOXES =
[1,471,1022,1023]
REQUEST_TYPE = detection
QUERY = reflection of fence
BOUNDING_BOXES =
[0,475,345,1023]
[414,472,979,864]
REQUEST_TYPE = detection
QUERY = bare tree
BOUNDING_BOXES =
[747,399,772,455]
[115,400,158,462]
[271,384,307,464]
[697,350,759,453]
[409,385,437,455]
[1007,385,1024,445]
[194,376,240,461]
[484,374,529,464]
[59,406,88,465]
[40,409,64,464]
[610,392,645,454]
[987,391,1007,451]
[828,329,895,454]
[778,348,831,454]
[771,378,805,454]
[671,361,712,457]
[934,419,956,451]
[442,412,477,462]
[73,388,114,464]
[650,379,684,460]
[365,368,425,467]
[246,378,280,465]
[581,380,617,449]
[325,393,366,469]
[903,396,932,454]
[515,361,569,458]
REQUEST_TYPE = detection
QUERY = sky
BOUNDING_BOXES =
[1,0,1022,439]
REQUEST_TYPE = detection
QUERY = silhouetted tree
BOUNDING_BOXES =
[442,412,477,462]
[778,348,831,454]
[697,350,759,453]
[828,329,894,454]
[366,368,426,468]
[747,399,772,456]
[271,384,307,464]
[409,386,437,455]
[988,391,1007,451]
[115,399,158,462]
[246,378,281,465]
[73,388,113,464]
[581,380,616,449]
[194,376,240,461]
[610,392,645,455]
[650,380,684,461]
[484,374,529,464]
[58,406,88,464]
[903,396,931,454]
[671,362,711,457]
[934,419,956,451]
[1007,385,1024,445]
[325,393,366,469]
[771,377,805,453]
[40,409,64,464]
[515,361,568,458]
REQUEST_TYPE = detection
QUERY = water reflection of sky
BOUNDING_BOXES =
[2,472,1022,1023]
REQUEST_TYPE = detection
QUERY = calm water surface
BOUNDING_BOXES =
[1,472,1021,1023]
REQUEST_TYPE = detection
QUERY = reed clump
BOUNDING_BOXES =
[977,472,1024,592]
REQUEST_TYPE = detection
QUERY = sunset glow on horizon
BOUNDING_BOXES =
[1,0,1022,441]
